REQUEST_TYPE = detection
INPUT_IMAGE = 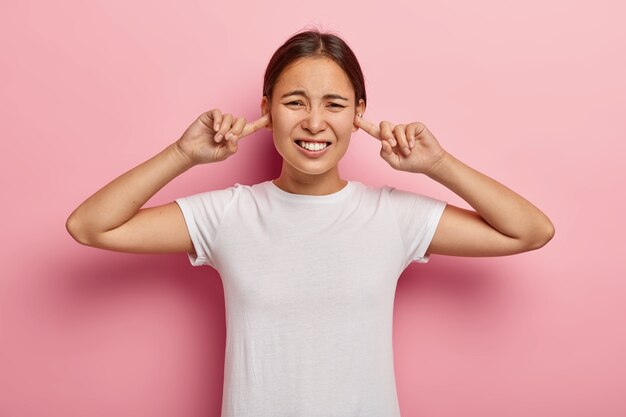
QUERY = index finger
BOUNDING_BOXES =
[355,115,381,140]
[240,114,271,138]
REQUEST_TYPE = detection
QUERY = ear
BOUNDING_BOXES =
[261,96,273,131]
[352,99,366,132]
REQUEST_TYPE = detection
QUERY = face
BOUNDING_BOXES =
[261,56,365,178]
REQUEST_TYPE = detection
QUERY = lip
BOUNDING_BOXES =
[293,140,332,159]
[296,138,330,144]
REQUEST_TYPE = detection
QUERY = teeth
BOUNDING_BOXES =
[298,141,329,151]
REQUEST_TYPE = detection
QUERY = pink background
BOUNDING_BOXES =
[1,0,625,416]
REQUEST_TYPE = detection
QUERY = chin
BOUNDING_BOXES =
[287,159,337,175]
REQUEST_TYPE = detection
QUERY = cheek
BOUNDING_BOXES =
[271,108,354,138]
[331,115,355,136]
[271,109,299,134]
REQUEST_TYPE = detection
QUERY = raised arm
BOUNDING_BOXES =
[66,109,269,254]
[354,114,555,257]
[423,152,554,256]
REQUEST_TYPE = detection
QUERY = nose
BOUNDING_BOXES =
[300,107,327,134]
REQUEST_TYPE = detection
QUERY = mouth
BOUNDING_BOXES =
[295,139,332,151]
[294,139,332,158]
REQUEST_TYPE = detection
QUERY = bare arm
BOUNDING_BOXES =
[354,114,555,257]
[66,143,195,253]
[66,110,270,253]
[425,153,555,256]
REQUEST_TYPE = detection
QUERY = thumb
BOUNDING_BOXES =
[380,138,394,163]
[218,136,239,159]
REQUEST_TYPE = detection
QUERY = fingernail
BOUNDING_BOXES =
[402,146,410,155]
[215,123,220,130]
[215,133,222,142]
[409,139,415,148]
[225,133,233,140]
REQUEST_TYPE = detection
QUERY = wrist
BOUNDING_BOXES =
[171,141,197,171]
[425,151,455,181]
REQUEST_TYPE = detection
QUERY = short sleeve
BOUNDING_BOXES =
[386,186,447,266]
[175,184,240,267]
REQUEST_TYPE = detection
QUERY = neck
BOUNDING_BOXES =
[273,163,347,196]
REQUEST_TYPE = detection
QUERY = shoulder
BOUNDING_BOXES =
[176,182,255,211]
[180,181,262,200]
[356,182,442,204]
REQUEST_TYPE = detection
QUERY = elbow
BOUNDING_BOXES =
[526,218,556,251]
[65,212,94,246]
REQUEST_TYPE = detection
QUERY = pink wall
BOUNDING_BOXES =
[2,1,625,416]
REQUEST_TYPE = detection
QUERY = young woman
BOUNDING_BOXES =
[67,30,554,416]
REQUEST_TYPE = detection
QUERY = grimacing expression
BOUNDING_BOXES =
[262,56,365,176]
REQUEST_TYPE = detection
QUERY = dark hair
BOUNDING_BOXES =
[263,29,366,106]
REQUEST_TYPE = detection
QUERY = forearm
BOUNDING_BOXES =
[66,142,194,240]
[427,152,554,244]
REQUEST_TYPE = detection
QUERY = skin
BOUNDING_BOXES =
[66,56,555,257]
[261,56,365,196]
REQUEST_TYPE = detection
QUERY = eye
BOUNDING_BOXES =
[285,101,304,107]
[328,103,346,109]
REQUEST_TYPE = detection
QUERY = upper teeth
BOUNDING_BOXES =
[298,141,328,151]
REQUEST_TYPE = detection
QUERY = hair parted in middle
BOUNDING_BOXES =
[262,29,367,106]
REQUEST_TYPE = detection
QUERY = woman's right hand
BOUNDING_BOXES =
[67,109,271,253]
[176,109,271,165]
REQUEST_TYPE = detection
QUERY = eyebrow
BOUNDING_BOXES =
[280,90,349,101]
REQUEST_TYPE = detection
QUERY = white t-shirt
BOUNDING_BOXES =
[175,180,447,417]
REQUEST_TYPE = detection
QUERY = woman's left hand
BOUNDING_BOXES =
[354,114,449,176]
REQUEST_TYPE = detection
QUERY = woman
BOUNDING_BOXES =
[67,29,554,416]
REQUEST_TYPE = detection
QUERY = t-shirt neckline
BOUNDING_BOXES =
[267,179,354,202]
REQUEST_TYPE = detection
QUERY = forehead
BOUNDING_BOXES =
[273,56,354,99]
